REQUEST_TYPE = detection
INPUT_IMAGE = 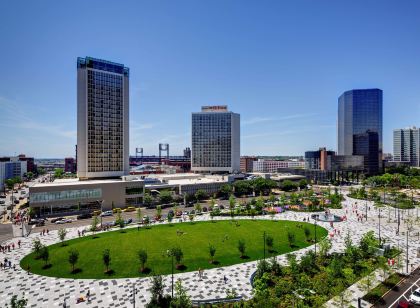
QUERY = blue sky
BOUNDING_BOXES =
[0,0,419,158]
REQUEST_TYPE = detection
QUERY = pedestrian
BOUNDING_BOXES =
[12,243,15,250]
[47,229,49,235]
[8,260,11,268]
[87,290,90,302]
[18,240,21,248]
[223,275,227,284]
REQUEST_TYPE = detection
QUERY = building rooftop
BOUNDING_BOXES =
[32,177,144,188]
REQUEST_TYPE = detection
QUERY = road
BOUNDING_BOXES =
[374,267,420,308]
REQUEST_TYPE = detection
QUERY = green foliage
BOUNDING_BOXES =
[265,235,274,252]
[208,244,216,262]
[233,180,252,196]
[58,228,67,245]
[303,226,311,241]
[53,168,64,178]
[171,247,184,265]
[138,249,148,272]
[281,180,298,192]
[68,249,79,272]
[194,189,208,201]
[136,207,142,223]
[91,215,99,233]
[287,231,295,247]
[39,246,49,265]
[159,190,173,204]
[32,238,42,256]
[237,239,246,257]
[6,294,28,308]
[115,211,124,228]
[143,193,153,206]
[102,249,111,272]
[171,279,192,308]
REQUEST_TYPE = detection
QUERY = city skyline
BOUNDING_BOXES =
[1,1,420,158]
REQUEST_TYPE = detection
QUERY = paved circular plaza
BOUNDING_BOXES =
[0,196,419,307]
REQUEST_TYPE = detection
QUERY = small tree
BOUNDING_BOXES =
[91,215,99,234]
[136,207,142,224]
[172,247,184,268]
[265,235,274,253]
[115,211,124,228]
[6,294,28,308]
[149,274,165,305]
[138,249,148,273]
[194,203,202,214]
[319,238,332,259]
[156,205,162,220]
[103,249,111,273]
[238,239,246,258]
[39,246,49,267]
[58,228,67,246]
[360,272,375,294]
[188,214,194,224]
[208,244,216,263]
[303,226,311,242]
[32,238,42,258]
[68,249,79,273]
[171,279,192,308]
[287,231,296,247]
[229,195,235,219]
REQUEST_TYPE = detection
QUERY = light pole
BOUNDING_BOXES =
[97,200,103,229]
[314,217,317,256]
[378,208,381,245]
[406,228,409,274]
[263,231,266,260]
[167,249,174,298]
[132,283,138,308]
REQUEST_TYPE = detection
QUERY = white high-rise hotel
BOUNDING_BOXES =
[77,57,130,179]
[393,126,420,167]
[191,106,240,173]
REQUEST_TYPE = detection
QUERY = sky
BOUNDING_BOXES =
[0,0,419,158]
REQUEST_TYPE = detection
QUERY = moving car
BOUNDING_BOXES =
[113,208,122,213]
[409,287,420,305]
[77,213,92,220]
[123,206,136,212]
[51,217,64,223]
[100,210,113,217]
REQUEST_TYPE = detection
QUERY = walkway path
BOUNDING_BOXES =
[0,196,419,307]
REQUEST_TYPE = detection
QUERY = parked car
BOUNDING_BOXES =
[124,218,133,225]
[77,213,92,220]
[0,194,6,199]
[100,210,113,217]
[409,288,420,305]
[123,206,136,212]
[28,218,45,225]
[92,210,101,216]
[0,200,5,205]
[113,208,122,213]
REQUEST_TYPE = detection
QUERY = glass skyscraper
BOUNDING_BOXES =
[337,89,383,175]
[191,106,240,173]
[393,126,420,167]
[77,57,130,179]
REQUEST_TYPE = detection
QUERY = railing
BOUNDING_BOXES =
[191,296,242,306]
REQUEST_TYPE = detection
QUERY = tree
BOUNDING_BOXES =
[103,249,111,273]
[147,274,171,308]
[170,279,192,308]
[138,249,148,272]
[208,244,216,263]
[332,281,352,308]
[68,249,79,273]
[115,211,124,228]
[54,168,64,178]
[360,272,375,294]
[91,215,99,234]
[194,203,202,213]
[6,294,28,308]
[287,231,296,247]
[298,179,308,189]
[238,239,246,258]
[229,195,235,219]
[155,205,162,220]
[281,180,298,192]
[233,180,252,196]
[39,246,49,267]
[319,238,332,258]
[136,207,142,224]
[188,213,194,223]
[57,228,67,246]
[194,189,208,202]
[171,247,184,267]
[219,184,232,198]
[303,226,311,242]
[32,238,42,258]
[265,235,274,253]
[255,196,265,213]
[143,193,153,207]
[26,207,35,219]
[159,190,173,204]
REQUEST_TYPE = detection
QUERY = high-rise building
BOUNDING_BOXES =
[191,105,240,173]
[0,157,27,190]
[17,154,36,173]
[64,157,77,173]
[393,126,420,167]
[77,57,130,179]
[337,89,383,175]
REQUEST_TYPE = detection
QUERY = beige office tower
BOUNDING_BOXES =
[77,57,129,179]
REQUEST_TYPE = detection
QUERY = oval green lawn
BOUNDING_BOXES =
[21,220,327,279]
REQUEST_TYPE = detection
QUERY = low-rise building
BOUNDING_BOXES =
[0,157,27,190]
[252,159,305,173]
[240,156,257,173]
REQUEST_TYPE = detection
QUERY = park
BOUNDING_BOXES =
[20,219,327,279]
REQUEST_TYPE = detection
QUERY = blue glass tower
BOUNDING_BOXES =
[337,89,383,175]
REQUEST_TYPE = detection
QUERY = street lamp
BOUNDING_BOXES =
[97,200,103,229]
[131,283,138,308]
[166,249,174,298]
[378,208,381,245]
[263,231,266,260]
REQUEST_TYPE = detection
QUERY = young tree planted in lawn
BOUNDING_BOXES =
[238,239,246,258]
[136,207,142,225]
[287,231,296,247]
[303,226,311,242]
[229,195,235,219]
[40,245,49,267]
[68,249,79,273]
[91,215,99,234]
[138,249,148,273]
[58,228,67,246]
[208,244,216,263]
[156,205,162,220]
[266,235,274,253]
[32,238,42,258]
[172,247,184,268]
[188,214,194,223]
[103,249,111,273]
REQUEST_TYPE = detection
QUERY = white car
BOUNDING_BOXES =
[101,211,113,217]
[409,287,420,305]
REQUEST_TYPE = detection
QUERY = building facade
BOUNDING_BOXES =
[191,106,240,173]
[0,157,27,190]
[305,148,335,170]
[393,127,420,167]
[338,89,383,175]
[17,154,36,173]
[77,57,130,179]
[240,156,257,173]
[64,157,77,173]
[253,159,305,173]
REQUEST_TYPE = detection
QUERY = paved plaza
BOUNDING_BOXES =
[0,195,419,307]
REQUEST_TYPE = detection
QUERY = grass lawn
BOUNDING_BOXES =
[21,219,327,279]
